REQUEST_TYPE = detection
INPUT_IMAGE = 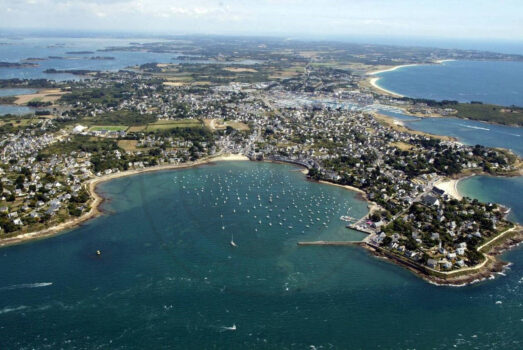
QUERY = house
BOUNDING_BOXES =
[422,195,440,207]
[427,259,438,269]
[432,186,445,196]
[456,247,466,256]
[440,260,452,270]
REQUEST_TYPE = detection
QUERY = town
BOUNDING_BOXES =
[0,39,521,283]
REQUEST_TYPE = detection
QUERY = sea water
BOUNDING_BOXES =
[0,161,522,349]
[378,109,523,156]
[375,60,523,107]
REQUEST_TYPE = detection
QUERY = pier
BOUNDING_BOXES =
[346,224,375,235]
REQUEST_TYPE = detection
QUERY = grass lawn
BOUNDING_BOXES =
[224,121,250,131]
[117,140,140,152]
[89,125,128,132]
[127,125,147,132]
[390,141,413,151]
[146,119,202,131]
[204,118,249,131]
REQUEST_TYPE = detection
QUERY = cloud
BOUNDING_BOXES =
[0,0,521,40]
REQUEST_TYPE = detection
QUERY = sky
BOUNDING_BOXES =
[1,0,522,42]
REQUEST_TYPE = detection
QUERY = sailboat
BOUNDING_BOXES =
[230,234,238,247]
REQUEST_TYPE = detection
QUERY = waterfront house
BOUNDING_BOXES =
[427,259,437,269]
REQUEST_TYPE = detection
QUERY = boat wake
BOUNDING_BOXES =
[0,305,28,314]
[0,282,53,291]
[459,124,490,131]
[219,324,237,332]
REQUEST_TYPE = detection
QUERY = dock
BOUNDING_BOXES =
[346,224,376,235]
[297,241,363,246]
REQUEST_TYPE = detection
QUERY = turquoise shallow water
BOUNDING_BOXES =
[0,162,522,349]
[459,176,523,224]
[376,60,523,107]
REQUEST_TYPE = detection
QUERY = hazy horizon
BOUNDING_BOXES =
[1,1,522,42]
[2,28,523,56]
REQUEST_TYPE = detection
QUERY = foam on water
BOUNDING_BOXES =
[0,282,53,291]
[459,123,490,131]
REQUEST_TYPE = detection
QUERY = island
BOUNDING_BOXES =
[0,61,39,68]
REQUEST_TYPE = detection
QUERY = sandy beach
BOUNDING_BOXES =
[368,63,421,76]
[434,178,463,200]
[367,63,420,97]
[0,153,249,248]
[0,153,378,248]
[373,113,456,142]
[14,88,66,105]
[366,59,455,98]
[318,180,366,196]
[369,77,404,97]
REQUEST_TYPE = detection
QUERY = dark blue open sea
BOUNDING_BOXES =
[376,60,523,107]
[1,162,522,349]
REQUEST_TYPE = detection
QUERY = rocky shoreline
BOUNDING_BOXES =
[363,227,523,287]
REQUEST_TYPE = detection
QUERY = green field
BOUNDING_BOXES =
[89,125,128,132]
[452,103,523,126]
[145,119,202,131]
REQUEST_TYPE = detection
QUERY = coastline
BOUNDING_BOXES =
[0,153,249,248]
[369,77,404,97]
[2,151,521,287]
[373,112,456,141]
[366,59,455,99]
[434,178,464,200]
[368,63,422,76]
[0,154,374,249]
[366,63,419,98]
[362,225,523,287]
[318,180,366,196]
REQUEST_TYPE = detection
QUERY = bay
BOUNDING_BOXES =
[0,161,521,349]
[459,176,523,224]
[378,109,523,156]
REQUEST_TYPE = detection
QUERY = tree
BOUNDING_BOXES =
[15,175,25,188]
[466,249,483,265]
[382,236,392,246]
[308,167,321,180]
[370,212,381,222]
